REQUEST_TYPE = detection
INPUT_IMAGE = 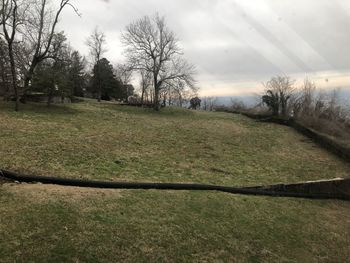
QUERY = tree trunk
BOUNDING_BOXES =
[168,95,172,106]
[154,87,160,111]
[47,86,54,108]
[0,66,9,97]
[97,88,101,102]
[141,85,145,106]
[179,94,183,107]
[162,94,166,107]
[96,60,101,102]
[153,74,160,111]
[7,44,19,111]
[22,63,37,104]
[97,70,101,102]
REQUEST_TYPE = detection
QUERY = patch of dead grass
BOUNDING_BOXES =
[1,182,124,204]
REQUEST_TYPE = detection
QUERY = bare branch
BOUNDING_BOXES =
[122,13,196,110]
[86,27,107,102]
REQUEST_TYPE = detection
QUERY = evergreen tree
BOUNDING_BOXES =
[68,51,86,97]
[90,58,122,100]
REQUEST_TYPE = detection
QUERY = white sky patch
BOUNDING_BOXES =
[200,69,350,97]
[215,0,302,74]
[337,0,350,16]
[237,0,333,72]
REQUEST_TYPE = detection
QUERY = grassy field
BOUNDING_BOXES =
[0,100,349,262]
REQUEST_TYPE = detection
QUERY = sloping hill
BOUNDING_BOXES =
[0,100,349,262]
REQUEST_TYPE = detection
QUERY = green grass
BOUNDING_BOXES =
[0,100,349,262]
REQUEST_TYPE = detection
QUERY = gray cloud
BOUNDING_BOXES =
[60,0,350,95]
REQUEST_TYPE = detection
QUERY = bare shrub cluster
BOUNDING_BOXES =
[261,76,350,140]
[292,80,350,139]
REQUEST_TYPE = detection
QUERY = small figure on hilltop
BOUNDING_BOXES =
[189,97,201,110]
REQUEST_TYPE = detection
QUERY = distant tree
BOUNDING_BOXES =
[262,90,280,116]
[114,63,132,85]
[292,78,316,118]
[90,58,121,101]
[201,97,218,111]
[189,97,201,110]
[158,79,194,107]
[29,32,89,105]
[230,98,246,111]
[262,76,295,117]
[68,50,86,97]
[21,0,79,103]
[122,13,196,110]
[86,27,106,102]
[0,38,11,97]
[139,69,152,105]
[0,0,24,110]
[0,0,79,110]
[30,32,72,106]
[114,63,134,101]
[31,61,60,106]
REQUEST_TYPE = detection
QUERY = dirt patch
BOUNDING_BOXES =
[0,177,11,185]
[1,182,125,203]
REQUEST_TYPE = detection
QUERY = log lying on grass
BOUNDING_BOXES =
[0,169,349,200]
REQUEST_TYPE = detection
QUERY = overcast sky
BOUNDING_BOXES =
[59,0,350,96]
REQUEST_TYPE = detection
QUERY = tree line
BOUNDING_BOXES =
[0,1,197,111]
[224,76,350,141]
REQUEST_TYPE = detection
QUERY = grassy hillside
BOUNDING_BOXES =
[0,100,349,262]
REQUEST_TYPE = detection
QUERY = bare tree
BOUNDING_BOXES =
[122,14,196,110]
[161,79,199,107]
[139,69,152,105]
[201,96,218,111]
[0,0,28,111]
[230,98,246,111]
[292,78,316,118]
[86,27,106,102]
[1,0,78,110]
[114,63,132,85]
[21,0,79,102]
[172,81,185,107]
[0,38,11,96]
[114,63,133,101]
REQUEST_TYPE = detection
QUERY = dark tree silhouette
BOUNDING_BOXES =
[90,58,122,101]
[189,97,201,110]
